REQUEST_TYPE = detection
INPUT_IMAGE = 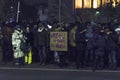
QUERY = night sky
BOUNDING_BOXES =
[19,0,48,20]
[22,0,48,6]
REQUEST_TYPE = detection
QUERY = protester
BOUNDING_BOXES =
[75,22,86,69]
[34,22,47,65]
[0,17,120,71]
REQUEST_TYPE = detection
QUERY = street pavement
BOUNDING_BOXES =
[0,63,120,80]
[0,67,120,80]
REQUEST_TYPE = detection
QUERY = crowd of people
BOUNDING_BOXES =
[0,19,120,71]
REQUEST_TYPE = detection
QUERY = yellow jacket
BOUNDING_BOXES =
[69,26,77,47]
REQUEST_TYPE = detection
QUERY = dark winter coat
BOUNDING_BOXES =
[106,32,118,51]
[94,33,106,55]
[75,30,86,49]
[34,29,47,47]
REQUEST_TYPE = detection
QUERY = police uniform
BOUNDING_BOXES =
[12,26,24,65]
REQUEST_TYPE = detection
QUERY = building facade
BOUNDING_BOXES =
[74,0,120,23]
[75,0,120,9]
[47,0,120,23]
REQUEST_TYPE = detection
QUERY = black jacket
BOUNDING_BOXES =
[106,32,118,50]
[34,29,47,47]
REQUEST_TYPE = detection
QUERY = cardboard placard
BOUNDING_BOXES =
[50,32,68,51]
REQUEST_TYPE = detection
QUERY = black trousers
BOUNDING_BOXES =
[59,53,68,67]
[38,46,46,65]
[76,46,85,68]
[2,40,13,62]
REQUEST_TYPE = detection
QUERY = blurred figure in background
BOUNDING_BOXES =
[1,23,13,63]
[85,22,95,66]
[105,27,118,70]
[93,29,106,71]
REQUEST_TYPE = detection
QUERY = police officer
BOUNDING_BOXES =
[12,25,24,65]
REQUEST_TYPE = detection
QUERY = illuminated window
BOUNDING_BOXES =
[75,0,82,8]
[104,0,110,4]
[106,0,110,3]
[84,0,92,8]
[75,0,120,9]
[113,0,116,7]
[93,0,101,8]
[102,0,105,5]
[112,0,120,7]
[93,0,97,8]
[97,0,101,7]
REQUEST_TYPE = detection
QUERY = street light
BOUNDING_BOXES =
[16,1,20,23]
[11,6,13,9]
[95,11,100,23]
[95,11,100,16]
